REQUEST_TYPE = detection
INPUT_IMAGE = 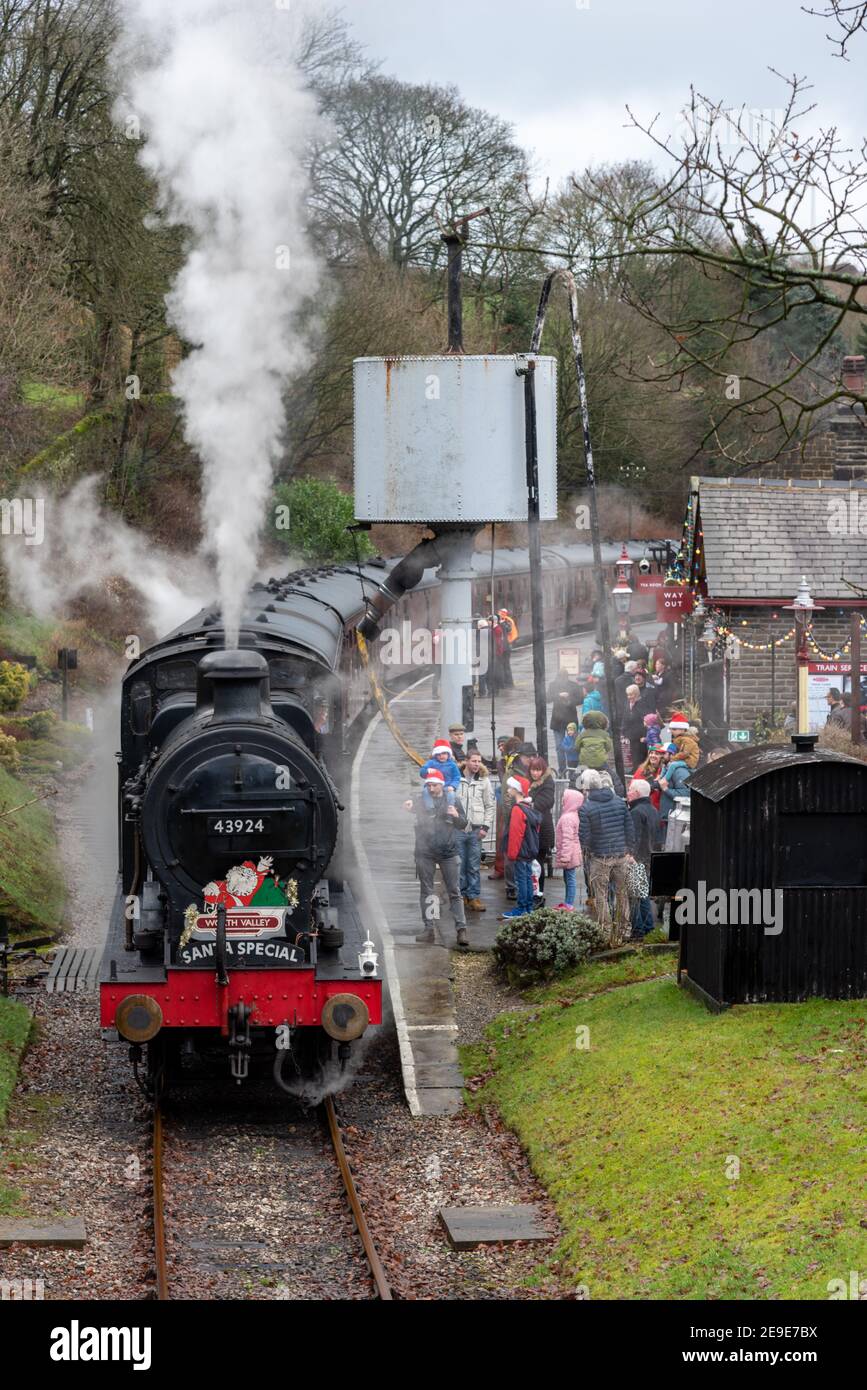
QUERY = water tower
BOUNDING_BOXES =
[353,350,558,731]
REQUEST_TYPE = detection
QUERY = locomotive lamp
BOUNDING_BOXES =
[321,993,370,1043]
[115,993,163,1044]
[358,936,379,977]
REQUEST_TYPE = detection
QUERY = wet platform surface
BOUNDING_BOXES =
[350,631,606,1116]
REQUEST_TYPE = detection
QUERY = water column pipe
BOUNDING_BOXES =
[435,528,478,736]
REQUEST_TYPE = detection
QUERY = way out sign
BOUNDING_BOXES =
[657,586,694,623]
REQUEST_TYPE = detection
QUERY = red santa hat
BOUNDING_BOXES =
[507,774,530,797]
[431,738,452,757]
[423,768,446,786]
[669,713,690,730]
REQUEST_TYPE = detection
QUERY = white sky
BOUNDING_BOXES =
[339,0,867,184]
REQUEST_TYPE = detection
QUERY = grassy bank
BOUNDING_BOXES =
[0,997,31,1213]
[0,763,65,935]
[464,952,867,1300]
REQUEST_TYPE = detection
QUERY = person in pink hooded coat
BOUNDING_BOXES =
[554,788,584,909]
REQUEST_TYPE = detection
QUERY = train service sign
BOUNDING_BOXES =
[657,586,694,622]
[177,938,303,967]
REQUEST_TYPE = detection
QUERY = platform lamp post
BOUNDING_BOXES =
[784,578,823,736]
[611,545,634,632]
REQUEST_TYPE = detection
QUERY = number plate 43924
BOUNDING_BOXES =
[207,817,271,836]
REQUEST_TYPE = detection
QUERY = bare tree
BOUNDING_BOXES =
[295,4,375,92]
[308,75,528,270]
[804,0,867,57]
[572,71,867,467]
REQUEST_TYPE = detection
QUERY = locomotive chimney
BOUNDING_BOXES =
[197,649,271,721]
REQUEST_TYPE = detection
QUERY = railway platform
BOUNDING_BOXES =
[351,626,654,1116]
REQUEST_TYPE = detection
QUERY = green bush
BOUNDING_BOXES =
[0,661,30,713]
[0,733,21,773]
[24,709,58,739]
[493,907,607,985]
[270,477,375,565]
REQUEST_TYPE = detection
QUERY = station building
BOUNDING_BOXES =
[679,358,867,734]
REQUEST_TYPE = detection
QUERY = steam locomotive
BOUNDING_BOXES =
[99,538,661,1092]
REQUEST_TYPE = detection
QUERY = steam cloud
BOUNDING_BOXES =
[116,0,321,644]
[4,476,211,638]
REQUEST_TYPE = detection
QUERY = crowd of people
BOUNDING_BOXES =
[404,625,714,951]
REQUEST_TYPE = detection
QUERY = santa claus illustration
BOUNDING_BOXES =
[203,856,275,913]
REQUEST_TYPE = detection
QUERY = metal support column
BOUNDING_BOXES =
[520,358,549,760]
[529,270,625,785]
[436,529,478,735]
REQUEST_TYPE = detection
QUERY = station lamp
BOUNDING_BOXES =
[784,576,824,736]
[612,544,634,618]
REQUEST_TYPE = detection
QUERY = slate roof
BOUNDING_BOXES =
[696,477,867,601]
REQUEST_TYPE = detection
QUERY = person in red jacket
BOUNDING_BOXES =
[500,775,542,918]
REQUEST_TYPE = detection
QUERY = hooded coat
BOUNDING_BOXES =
[460,767,496,829]
[555,788,585,869]
[660,759,691,817]
[672,730,700,769]
[574,711,613,770]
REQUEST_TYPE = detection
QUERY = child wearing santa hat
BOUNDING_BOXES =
[500,775,542,919]
[668,713,700,769]
[418,737,463,790]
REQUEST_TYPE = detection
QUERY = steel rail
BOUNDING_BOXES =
[152,1096,391,1301]
[152,1104,169,1300]
[323,1095,393,1301]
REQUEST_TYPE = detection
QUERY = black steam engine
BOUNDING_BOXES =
[100,581,384,1093]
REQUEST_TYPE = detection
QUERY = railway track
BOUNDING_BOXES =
[151,1094,392,1301]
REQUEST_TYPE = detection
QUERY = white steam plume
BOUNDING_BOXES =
[116,0,320,645]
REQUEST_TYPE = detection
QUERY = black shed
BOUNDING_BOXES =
[682,736,867,1007]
